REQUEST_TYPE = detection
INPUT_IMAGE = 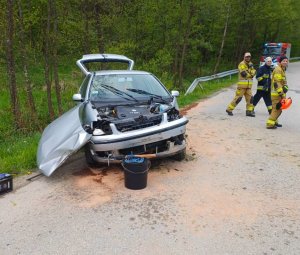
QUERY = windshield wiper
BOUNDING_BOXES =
[100,84,138,102]
[126,88,170,104]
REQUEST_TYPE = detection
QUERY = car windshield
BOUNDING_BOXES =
[89,73,171,103]
[263,46,281,56]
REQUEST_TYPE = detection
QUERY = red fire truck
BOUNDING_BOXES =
[260,42,291,67]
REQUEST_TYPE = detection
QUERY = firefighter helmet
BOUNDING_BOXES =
[280,97,292,110]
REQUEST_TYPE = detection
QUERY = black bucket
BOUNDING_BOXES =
[122,157,151,190]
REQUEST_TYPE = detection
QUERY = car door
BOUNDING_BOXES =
[37,104,92,177]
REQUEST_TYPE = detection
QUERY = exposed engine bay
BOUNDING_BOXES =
[88,103,181,133]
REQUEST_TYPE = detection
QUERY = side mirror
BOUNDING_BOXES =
[171,90,179,97]
[72,93,82,101]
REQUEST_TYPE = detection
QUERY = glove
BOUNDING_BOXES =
[241,71,247,78]
[276,102,282,110]
[283,85,289,93]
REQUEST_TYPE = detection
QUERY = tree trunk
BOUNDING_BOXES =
[82,1,91,54]
[52,0,63,115]
[95,3,105,53]
[172,0,183,88]
[6,0,22,129]
[44,0,55,121]
[178,3,194,89]
[214,5,230,74]
[263,24,268,43]
[17,0,39,126]
[172,36,181,88]
[271,20,280,41]
[235,1,248,64]
[248,24,257,49]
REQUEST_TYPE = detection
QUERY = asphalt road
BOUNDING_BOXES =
[1,62,300,255]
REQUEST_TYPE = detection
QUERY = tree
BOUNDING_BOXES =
[51,0,63,115]
[178,2,195,89]
[5,0,22,129]
[44,0,55,120]
[81,0,91,53]
[214,4,230,74]
[94,1,105,53]
[17,0,39,126]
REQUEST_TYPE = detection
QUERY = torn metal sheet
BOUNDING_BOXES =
[37,104,91,177]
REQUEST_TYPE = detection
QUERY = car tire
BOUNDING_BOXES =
[85,146,100,167]
[172,149,186,161]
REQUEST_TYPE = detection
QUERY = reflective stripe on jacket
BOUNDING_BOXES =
[256,64,271,91]
[238,60,256,88]
[271,64,286,98]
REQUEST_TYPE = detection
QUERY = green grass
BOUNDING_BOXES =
[0,59,237,176]
[0,132,41,176]
[0,57,82,176]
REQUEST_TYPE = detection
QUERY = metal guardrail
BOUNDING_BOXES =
[185,69,238,95]
[290,57,300,61]
[185,56,300,95]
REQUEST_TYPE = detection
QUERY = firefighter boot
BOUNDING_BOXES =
[226,109,233,116]
[246,110,255,117]
[275,123,282,127]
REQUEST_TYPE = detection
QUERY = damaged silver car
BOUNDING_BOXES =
[37,54,188,176]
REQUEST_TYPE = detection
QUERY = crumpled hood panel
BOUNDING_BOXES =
[37,104,92,176]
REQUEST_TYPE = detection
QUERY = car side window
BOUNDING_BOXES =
[79,74,91,98]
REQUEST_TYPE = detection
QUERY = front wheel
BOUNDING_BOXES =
[172,149,186,161]
[85,145,100,167]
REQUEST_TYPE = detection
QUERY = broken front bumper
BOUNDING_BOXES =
[89,115,188,162]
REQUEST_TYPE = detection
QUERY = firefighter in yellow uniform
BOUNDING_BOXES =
[266,56,289,129]
[226,52,256,117]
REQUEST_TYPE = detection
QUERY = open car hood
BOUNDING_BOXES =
[37,104,92,177]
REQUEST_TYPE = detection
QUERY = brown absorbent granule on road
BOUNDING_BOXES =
[65,162,186,208]
[72,167,97,176]
[67,166,124,208]
[180,102,199,115]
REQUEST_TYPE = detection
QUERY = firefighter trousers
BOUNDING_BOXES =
[253,90,272,113]
[266,97,282,127]
[227,87,254,112]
